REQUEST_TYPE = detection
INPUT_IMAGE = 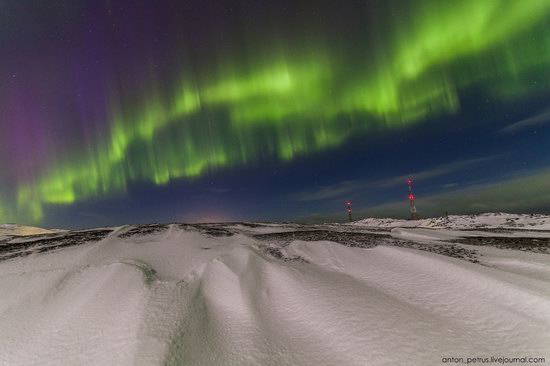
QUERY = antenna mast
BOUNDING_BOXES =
[407,176,419,220]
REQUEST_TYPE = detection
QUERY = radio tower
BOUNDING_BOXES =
[346,201,353,222]
[407,176,419,220]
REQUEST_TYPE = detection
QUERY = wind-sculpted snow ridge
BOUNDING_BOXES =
[354,212,550,231]
[0,221,549,365]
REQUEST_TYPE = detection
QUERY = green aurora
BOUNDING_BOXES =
[3,0,550,223]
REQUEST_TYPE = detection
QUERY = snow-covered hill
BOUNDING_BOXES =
[0,224,63,238]
[353,212,550,230]
[0,221,549,365]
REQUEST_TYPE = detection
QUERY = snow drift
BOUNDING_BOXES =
[0,220,549,365]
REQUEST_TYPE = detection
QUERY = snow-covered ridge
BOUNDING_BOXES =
[0,224,63,237]
[353,212,550,230]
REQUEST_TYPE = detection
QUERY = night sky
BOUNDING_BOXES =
[1,0,550,228]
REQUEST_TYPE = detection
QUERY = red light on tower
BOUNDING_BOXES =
[407,175,419,220]
[346,201,352,222]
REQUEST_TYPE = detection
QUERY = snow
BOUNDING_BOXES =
[1,218,549,365]
[354,212,550,231]
[0,223,64,237]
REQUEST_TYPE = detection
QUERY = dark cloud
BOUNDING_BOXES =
[499,110,550,134]
[290,155,504,202]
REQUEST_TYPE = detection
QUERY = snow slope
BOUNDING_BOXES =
[354,212,550,230]
[0,222,549,365]
[0,224,62,238]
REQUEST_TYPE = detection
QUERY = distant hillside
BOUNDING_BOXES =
[0,224,63,237]
[353,212,550,230]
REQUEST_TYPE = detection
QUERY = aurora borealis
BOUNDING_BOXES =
[1,0,550,227]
